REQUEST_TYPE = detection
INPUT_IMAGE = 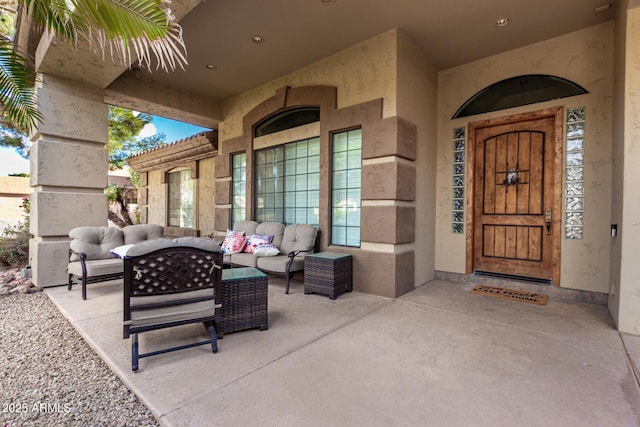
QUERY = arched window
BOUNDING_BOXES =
[452,74,588,119]
[254,107,320,137]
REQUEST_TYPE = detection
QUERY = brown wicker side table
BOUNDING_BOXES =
[304,252,353,299]
[217,267,268,338]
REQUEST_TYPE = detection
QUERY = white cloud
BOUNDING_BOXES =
[0,147,30,176]
[138,123,157,139]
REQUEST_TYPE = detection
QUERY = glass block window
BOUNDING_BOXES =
[565,107,585,239]
[452,127,465,234]
[231,152,247,225]
[254,137,320,226]
[331,128,362,247]
[167,169,193,228]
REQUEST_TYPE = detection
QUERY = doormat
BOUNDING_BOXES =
[470,285,548,306]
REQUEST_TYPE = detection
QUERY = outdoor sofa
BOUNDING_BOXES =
[67,224,164,300]
[222,221,319,294]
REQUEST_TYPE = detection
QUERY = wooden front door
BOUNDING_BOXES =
[468,109,562,284]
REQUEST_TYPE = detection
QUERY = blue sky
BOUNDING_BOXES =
[0,116,210,176]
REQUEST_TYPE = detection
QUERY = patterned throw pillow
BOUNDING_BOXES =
[220,230,244,254]
[224,235,248,254]
[253,243,280,257]
[243,234,274,254]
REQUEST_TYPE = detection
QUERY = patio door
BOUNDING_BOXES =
[468,109,562,284]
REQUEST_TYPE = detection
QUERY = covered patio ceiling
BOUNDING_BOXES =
[23,0,618,127]
[141,0,616,102]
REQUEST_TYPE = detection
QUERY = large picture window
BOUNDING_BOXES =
[331,129,361,247]
[167,169,194,228]
[232,152,247,225]
[254,137,320,226]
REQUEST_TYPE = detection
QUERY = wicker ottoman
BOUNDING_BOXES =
[217,267,268,338]
[304,252,353,299]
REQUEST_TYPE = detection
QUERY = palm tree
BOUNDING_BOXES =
[0,0,187,132]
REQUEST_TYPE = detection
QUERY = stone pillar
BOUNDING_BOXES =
[29,75,108,287]
[618,1,640,334]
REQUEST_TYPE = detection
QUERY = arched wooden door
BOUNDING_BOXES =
[467,108,562,284]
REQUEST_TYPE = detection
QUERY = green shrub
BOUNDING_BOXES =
[0,198,31,268]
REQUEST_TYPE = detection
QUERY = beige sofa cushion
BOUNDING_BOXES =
[127,288,216,326]
[122,224,164,245]
[67,258,123,277]
[255,222,285,249]
[279,224,317,255]
[126,237,220,257]
[228,252,258,267]
[256,255,305,273]
[69,226,124,261]
[232,221,259,236]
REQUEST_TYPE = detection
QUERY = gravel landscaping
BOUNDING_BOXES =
[0,282,159,426]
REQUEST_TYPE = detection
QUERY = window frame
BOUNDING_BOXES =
[330,127,362,248]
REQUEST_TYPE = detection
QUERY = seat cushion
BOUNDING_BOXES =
[68,258,123,277]
[229,252,258,267]
[122,224,164,244]
[69,226,124,261]
[127,288,216,327]
[257,255,305,273]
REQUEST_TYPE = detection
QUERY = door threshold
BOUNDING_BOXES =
[473,270,552,285]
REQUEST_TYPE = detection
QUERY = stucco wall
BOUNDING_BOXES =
[220,29,399,141]
[198,157,216,236]
[0,176,30,230]
[614,0,640,334]
[396,32,438,287]
[435,22,614,293]
[147,169,165,227]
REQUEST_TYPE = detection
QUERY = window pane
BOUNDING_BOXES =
[333,133,348,153]
[308,138,320,155]
[232,152,247,223]
[333,151,347,170]
[333,171,347,188]
[167,169,193,228]
[308,172,320,190]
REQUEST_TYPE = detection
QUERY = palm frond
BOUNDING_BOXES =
[0,39,41,132]
[21,0,187,71]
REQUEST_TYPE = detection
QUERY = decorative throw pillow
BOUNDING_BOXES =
[220,230,244,254]
[224,235,248,254]
[243,234,274,254]
[253,243,280,257]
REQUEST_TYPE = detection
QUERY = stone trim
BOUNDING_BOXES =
[127,131,217,173]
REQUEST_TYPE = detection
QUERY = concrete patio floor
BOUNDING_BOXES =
[47,276,640,427]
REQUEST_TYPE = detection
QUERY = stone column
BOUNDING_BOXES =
[618,1,640,334]
[29,75,108,287]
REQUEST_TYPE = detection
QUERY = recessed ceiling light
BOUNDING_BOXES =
[321,0,336,4]
[205,64,216,70]
[594,3,611,13]
[251,35,265,44]
[496,17,511,27]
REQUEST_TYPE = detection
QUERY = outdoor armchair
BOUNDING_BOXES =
[122,237,223,371]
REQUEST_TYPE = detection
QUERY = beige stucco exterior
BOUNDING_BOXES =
[609,0,640,334]
[0,176,30,230]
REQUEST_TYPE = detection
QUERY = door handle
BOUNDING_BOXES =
[545,208,552,235]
